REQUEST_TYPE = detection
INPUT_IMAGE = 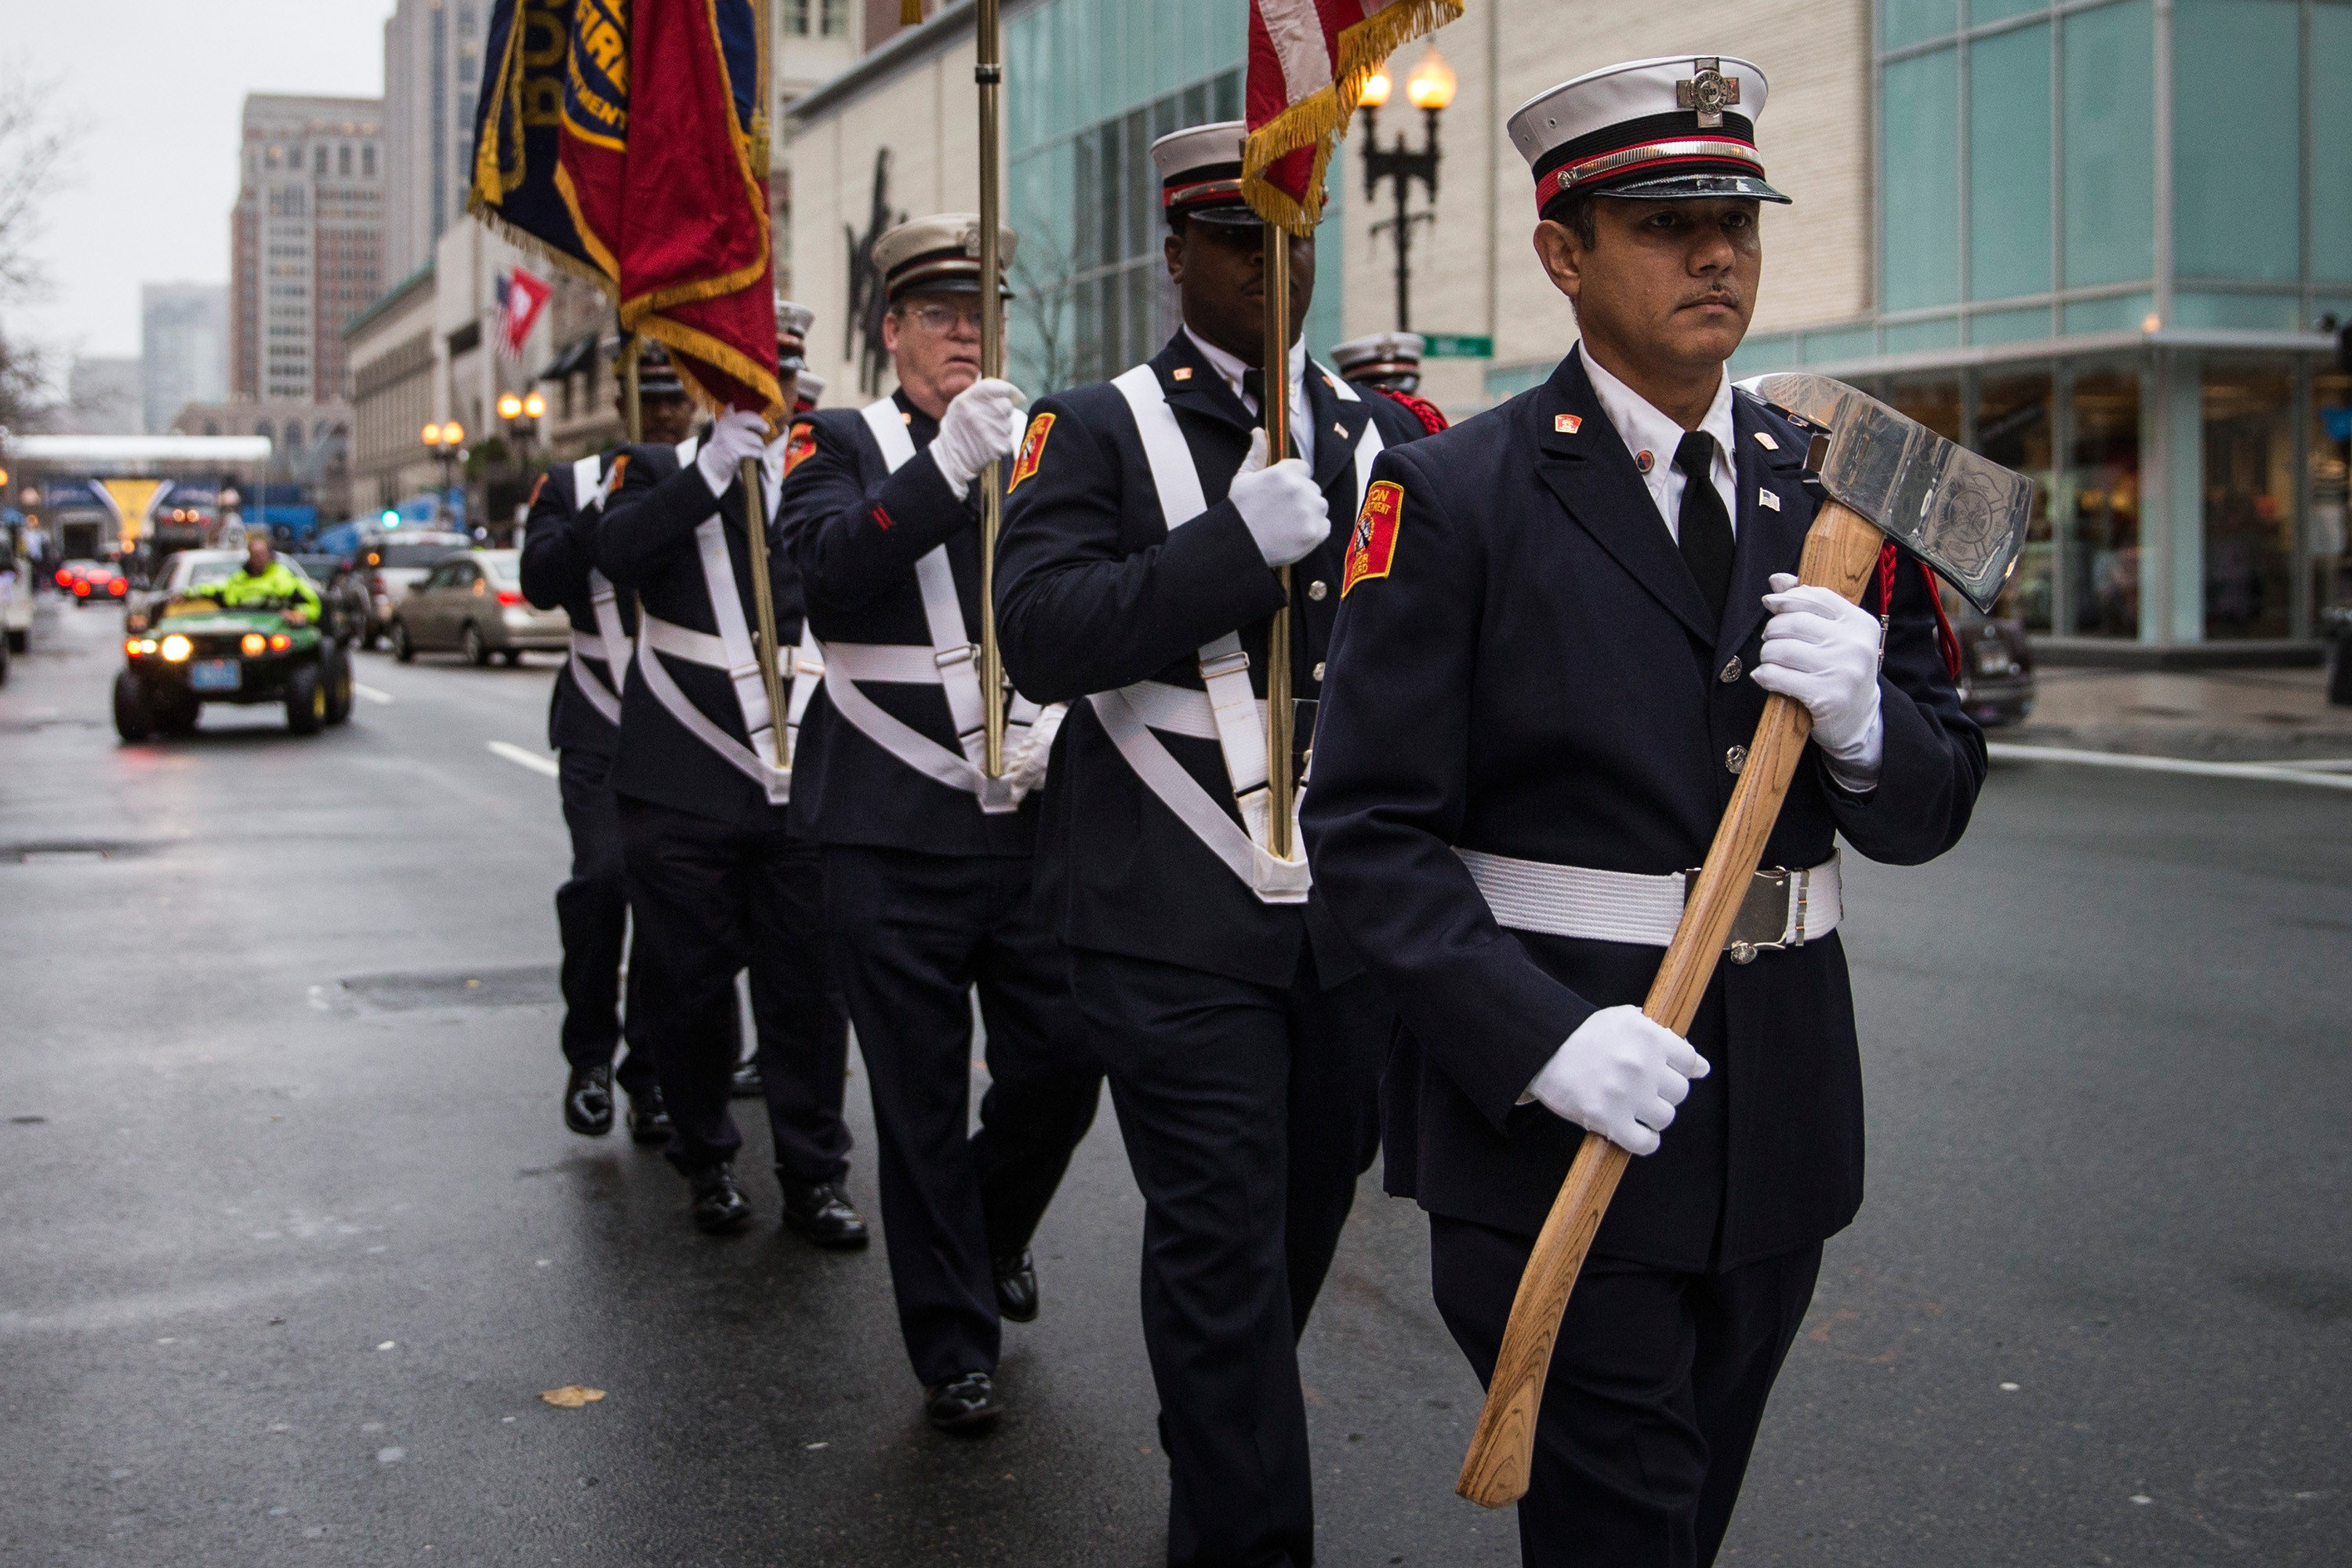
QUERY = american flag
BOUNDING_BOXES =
[1243,0,1461,233]
[494,265,553,361]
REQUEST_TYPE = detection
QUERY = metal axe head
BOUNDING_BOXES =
[1737,373,2031,614]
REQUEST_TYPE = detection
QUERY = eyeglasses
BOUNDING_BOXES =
[900,302,985,336]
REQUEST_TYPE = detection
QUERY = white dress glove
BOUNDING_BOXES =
[696,408,769,497]
[928,377,1025,499]
[1526,1004,1711,1157]
[1751,571,1886,788]
[1226,427,1327,569]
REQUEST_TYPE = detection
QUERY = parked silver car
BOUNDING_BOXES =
[389,550,569,666]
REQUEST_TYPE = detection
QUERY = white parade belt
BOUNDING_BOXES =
[566,629,622,725]
[1095,360,1385,906]
[1457,848,1842,964]
[829,396,1064,815]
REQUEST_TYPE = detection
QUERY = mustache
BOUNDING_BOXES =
[1680,286,1743,310]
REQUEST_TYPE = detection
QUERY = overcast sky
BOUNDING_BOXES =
[9,0,392,365]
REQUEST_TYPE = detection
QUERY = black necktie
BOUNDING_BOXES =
[1674,431,1734,626]
[1241,366,1265,415]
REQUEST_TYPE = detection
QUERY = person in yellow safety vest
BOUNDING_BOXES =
[193,535,322,622]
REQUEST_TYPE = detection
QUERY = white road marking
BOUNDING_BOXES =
[1987,742,2352,793]
[486,741,561,779]
[352,683,394,705]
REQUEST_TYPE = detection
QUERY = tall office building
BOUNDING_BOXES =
[141,283,228,434]
[383,0,490,283]
[230,95,386,404]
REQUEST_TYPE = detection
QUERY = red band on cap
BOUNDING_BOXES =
[1536,137,1762,210]
[1163,176,1244,209]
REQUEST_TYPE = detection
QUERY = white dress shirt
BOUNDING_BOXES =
[1183,326,1317,474]
[1580,346,1737,543]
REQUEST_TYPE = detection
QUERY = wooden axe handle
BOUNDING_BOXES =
[1455,500,1885,1509]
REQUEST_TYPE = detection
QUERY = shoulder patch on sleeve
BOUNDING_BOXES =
[527,471,549,507]
[1342,480,1405,597]
[608,452,630,488]
[1006,412,1056,494]
[784,420,818,477]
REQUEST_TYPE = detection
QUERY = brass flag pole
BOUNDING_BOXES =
[975,0,1008,779]
[735,0,791,771]
[1261,226,1295,858]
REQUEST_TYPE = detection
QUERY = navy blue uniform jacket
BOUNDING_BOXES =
[994,329,1436,989]
[519,454,635,757]
[594,440,807,831]
[1300,349,1985,1270]
[780,390,1036,857]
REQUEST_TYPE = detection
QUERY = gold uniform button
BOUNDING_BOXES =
[1726,744,1748,775]
[1719,656,1742,684]
[1307,579,1328,601]
[1312,662,1327,683]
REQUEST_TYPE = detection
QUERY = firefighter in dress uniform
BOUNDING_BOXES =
[1300,58,1986,1566]
[992,124,1439,1568]
[1329,330,1425,394]
[779,215,1104,1434]
[518,339,697,1144]
[593,302,867,1246]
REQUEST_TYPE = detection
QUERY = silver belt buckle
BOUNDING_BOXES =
[1685,865,1806,965]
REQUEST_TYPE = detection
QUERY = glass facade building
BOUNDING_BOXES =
[1732,0,2351,650]
[1003,0,1344,394]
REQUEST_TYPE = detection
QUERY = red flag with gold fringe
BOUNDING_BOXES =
[615,0,780,422]
[1242,0,1461,234]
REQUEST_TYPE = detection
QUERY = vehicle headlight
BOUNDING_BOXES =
[160,635,193,662]
[241,632,267,655]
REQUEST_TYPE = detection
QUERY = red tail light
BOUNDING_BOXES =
[74,582,90,596]
[496,589,523,607]
[54,568,70,586]
[109,579,127,594]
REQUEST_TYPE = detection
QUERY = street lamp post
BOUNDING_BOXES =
[495,391,546,543]
[421,421,466,527]
[1357,49,1456,333]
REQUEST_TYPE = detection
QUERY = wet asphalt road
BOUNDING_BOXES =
[2,593,2347,1568]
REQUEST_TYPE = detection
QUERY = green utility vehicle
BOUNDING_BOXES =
[114,590,355,740]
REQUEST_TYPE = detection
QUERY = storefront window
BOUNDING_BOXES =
[1978,372,2055,630]
[1882,48,1961,311]
[2061,0,2154,291]
[2068,369,2142,636]
[2172,0,2299,285]
[2201,365,2295,639]
[2314,371,2352,623]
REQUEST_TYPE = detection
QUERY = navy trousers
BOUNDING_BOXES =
[615,794,850,1184]
[823,844,1103,1388]
[1430,1217,1822,1567]
[553,745,655,1097]
[1071,946,1387,1568]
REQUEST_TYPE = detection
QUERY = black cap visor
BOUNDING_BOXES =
[1596,170,1789,203]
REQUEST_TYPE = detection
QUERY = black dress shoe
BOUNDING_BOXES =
[688,1163,753,1236]
[779,1178,869,1249]
[626,1085,673,1146]
[924,1370,1002,1433]
[993,1251,1038,1323]
[728,1062,764,1099]
[564,1064,615,1137]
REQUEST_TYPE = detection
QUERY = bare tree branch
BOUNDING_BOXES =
[0,66,76,309]
[1011,226,1080,396]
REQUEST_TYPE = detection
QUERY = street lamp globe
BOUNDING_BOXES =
[522,391,546,419]
[1406,49,1456,111]
[1359,66,1392,108]
[422,422,441,445]
[442,421,465,446]
[497,392,524,420]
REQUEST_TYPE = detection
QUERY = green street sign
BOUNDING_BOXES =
[1423,334,1493,358]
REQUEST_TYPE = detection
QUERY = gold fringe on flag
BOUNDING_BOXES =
[1242,0,1462,235]
[901,1,924,24]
